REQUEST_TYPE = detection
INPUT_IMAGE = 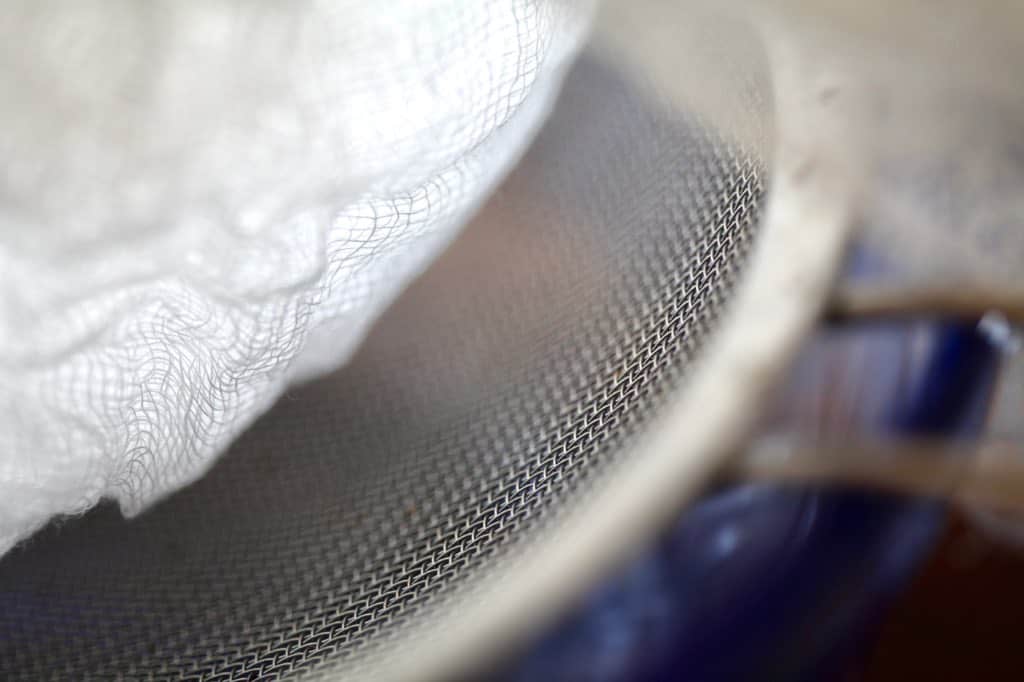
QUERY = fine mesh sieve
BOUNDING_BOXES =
[4,1,1021,680]
[0,30,794,680]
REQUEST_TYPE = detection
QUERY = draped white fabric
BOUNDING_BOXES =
[0,0,591,556]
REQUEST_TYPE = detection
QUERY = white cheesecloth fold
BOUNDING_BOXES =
[0,0,592,556]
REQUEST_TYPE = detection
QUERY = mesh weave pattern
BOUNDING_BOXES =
[0,54,762,680]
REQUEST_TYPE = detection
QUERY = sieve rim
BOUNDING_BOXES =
[333,57,857,681]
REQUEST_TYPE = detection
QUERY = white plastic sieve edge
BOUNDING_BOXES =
[327,31,860,682]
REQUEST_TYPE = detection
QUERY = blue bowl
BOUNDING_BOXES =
[506,303,1001,681]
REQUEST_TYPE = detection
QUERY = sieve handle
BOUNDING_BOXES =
[828,283,1024,324]
[736,438,1024,515]
[742,280,1024,513]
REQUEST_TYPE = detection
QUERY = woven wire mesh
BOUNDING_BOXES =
[0,52,764,680]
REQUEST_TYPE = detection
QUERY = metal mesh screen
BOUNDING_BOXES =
[0,51,763,680]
